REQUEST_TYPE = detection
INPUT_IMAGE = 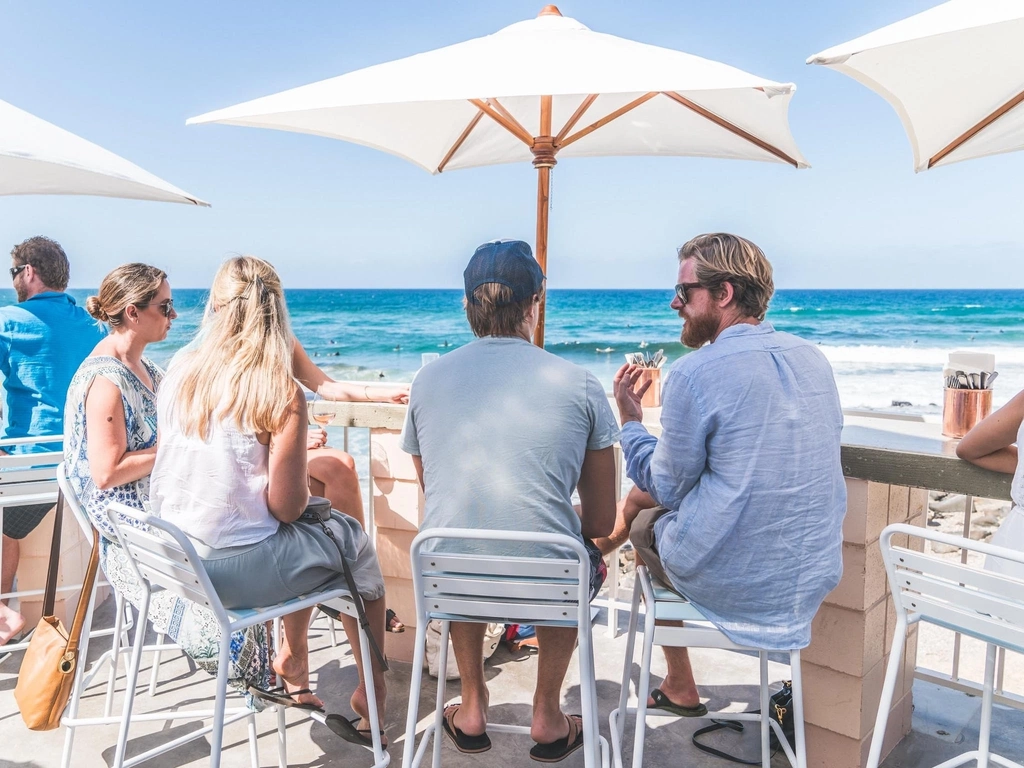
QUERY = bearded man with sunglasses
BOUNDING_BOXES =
[0,236,106,645]
[605,232,845,717]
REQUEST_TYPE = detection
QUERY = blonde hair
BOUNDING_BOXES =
[170,256,295,439]
[86,263,167,326]
[677,233,774,320]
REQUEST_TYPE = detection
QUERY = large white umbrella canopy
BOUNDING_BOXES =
[1,98,208,205]
[189,5,807,344]
[807,0,1024,172]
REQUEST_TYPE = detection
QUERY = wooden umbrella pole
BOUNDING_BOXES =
[532,94,556,347]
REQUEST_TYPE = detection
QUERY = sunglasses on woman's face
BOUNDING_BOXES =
[138,299,174,318]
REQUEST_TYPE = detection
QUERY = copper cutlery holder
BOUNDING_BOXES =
[942,387,992,439]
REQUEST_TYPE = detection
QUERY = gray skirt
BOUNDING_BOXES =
[194,511,385,610]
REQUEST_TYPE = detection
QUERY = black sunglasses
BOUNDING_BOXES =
[9,265,27,280]
[138,299,174,318]
[674,282,703,304]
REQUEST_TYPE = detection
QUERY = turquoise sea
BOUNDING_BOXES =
[6,287,1024,413]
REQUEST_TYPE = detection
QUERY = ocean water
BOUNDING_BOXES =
[6,288,1024,413]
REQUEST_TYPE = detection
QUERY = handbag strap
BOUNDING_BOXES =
[317,519,390,673]
[41,489,66,617]
[65,529,101,655]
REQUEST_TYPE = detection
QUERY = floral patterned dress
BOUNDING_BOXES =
[64,356,270,707]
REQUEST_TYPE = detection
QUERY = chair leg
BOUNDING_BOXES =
[630,592,657,768]
[865,618,908,768]
[276,704,287,768]
[357,620,386,764]
[105,591,127,717]
[790,650,806,768]
[60,579,100,768]
[978,644,997,768]
[759,652,771,768]
[577,621,601,768]
[403,619,430,768]
[112,590,151,768]
[431,621,451,768]
[148,631,165,696]
[612,575,643,763]
[246,712,259,768]
[208,626,233,768]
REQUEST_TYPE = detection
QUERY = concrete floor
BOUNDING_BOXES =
[1,596,1022,768]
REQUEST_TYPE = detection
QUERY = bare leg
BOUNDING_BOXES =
[0,535,25,645]
[339,596,388,743]
[307,448,364,528]
[530,626,578,743]
[274,608,324,709]
[448,622,488,735]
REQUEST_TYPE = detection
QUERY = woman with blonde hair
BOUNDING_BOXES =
[150,255,387,741]
[64,263,272,701]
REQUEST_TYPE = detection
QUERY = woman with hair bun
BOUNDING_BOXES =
[65,263,273,705]
[151,255,388,738]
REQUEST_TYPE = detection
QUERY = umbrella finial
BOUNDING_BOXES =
[538,5,562,17]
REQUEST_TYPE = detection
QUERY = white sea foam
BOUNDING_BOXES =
[817,344,1024,366]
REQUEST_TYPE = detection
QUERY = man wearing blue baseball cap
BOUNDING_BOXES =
[401,239,619,762]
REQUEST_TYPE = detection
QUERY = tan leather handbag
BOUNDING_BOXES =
[14,490,100,731]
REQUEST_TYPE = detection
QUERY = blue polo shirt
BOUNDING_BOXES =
[0,291,106,452]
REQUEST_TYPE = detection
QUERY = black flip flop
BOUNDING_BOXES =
[386,608,406,633]
[442,704,491,754]
[247,684,324,712]
[322,714,387,751]
[649,688,708,717]
[530,714,584,763]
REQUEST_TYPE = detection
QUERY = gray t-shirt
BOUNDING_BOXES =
[401,336,620,558]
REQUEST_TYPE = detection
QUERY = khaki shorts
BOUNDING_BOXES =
[628,505,677,590]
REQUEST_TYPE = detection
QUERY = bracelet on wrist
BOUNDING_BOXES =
[364,385,370,401]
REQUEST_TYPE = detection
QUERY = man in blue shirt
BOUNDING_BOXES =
[1,236,106,644]
[608,233,845,717]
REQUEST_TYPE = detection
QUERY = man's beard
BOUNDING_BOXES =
[14,283,28,302]
[681,307,719,349]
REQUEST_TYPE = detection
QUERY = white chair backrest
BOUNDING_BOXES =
[881,523,1024,654]
[411,528,590,627]
[56,462,97,540]
[0,436,62,505]
[105,502,228,622]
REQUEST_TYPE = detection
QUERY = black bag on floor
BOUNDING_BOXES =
[690,681,795,765]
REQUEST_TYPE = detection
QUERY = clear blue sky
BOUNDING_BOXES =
[1,0,1021,290]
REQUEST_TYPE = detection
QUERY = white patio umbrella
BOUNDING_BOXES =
[807,0,1024,172]
[1,98,208,205]
[189,5,807,345]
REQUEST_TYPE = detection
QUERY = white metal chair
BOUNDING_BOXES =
[0,436,62,656]
[610,565,806,768]
[56,463,177,768]
[402,528,608,768]
[867,523,1024,768]
[105,502,389,768]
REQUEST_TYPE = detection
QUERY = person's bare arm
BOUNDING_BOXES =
[266,385,311,523]
[292,337,408,403]
[85,376,157,490]
[577,446,617,539]
[956,388,1024,474]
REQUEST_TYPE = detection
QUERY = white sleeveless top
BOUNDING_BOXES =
[986,417,1024,580]
[150,367,280,549]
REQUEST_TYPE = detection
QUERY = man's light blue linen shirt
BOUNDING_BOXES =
[0,292,106,452]
[621,322,845,650]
